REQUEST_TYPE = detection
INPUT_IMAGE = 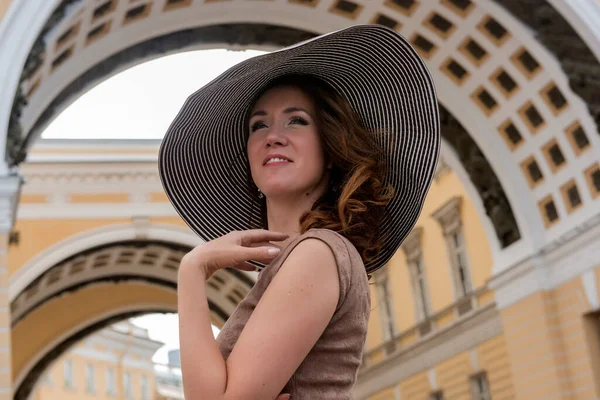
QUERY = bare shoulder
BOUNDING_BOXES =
[281,236,339,282]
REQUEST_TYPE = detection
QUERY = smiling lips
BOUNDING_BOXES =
[263,154,293,166]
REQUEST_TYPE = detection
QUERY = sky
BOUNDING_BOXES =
[40,48,267,363]
[42,48,266,140]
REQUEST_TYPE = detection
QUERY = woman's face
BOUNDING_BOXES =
[247,85,328,201]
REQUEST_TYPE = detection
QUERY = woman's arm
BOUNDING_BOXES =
[178,237,340,400]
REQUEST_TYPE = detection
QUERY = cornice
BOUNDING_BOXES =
[354,303,501,399]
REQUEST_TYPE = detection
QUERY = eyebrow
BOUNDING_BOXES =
[250,107,311,119]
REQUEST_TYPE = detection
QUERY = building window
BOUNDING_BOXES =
[449,229,471,296]
[123,371,133,399]
[470,373,491,400]
[432,197,473,299]
[106,367,116,396]
[141,374,150,400]
[85,364,96,393]
[431,391,445,400]
[413,256,430,318]
[401,227,431,322]
[63,359,74,389]
[373,266,397,351]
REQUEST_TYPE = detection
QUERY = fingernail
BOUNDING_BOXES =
[268,248,281,256]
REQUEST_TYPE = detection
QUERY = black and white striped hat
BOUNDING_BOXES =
[158,24,440,273]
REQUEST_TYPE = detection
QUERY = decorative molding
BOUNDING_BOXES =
[9,222,201,301]
[400,227,422,261]
[10,240,252,325]
[433,156,450,181]
[354,304,502,399]
[22,170,160,185]
[16,203,178,220]
[489,212,600,309]
[0,173,23,233]
[431,196,462,234]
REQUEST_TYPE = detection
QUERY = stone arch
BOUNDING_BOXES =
[10,225,256,399]
[9,221,210,301]
[1,0,599,272]
[13,282,176,400]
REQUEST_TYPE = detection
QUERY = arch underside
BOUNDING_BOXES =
[12,240,256,400]
[15,307,166,400]
[10,20,521,248]
[493,0,600,129]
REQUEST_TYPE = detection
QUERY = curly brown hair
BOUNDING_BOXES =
[247,75,395,266]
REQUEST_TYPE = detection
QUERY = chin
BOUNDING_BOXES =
[262,182,303,198]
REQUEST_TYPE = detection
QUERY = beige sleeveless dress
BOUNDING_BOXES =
[216,228,371,399]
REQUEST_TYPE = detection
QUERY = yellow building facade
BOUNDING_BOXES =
[2,1,600,399]
[358,160,512,399]
[30,321,161,400]
[28,320,186,400]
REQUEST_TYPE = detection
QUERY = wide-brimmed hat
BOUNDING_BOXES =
[158,24,440,273]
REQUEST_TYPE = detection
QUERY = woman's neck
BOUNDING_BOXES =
[265,192,322,248]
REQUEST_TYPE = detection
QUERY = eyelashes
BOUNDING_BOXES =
[250,121,267,132]
[250,116,309,133]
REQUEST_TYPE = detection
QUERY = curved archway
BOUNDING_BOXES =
[12,281,177,400]
[11,236,256,399]
[9,221,257,302]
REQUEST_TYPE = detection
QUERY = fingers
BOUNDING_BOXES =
[238,230,289,246]
[247,241,282,249]
[234,261,259,272]
[241,246,282,264]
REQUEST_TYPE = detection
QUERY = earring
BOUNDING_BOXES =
[258,189,264,199]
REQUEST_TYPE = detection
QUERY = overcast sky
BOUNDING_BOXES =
[42,48,266,140]
[41,48,267,364]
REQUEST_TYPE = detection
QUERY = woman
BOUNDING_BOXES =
[158,24,440,399]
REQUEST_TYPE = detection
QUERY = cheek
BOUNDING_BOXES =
[247,136,261,163]
[300,135,327,175]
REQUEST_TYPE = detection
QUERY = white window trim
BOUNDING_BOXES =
[141,374,150,400]
[85,363,96,394]
[401,227,432,322]
[106,367,116,397]
[123,371,133,399]
[470,372,491,400]
[431,196,474,301]
[63,359,74,389]
[372,266,397,346]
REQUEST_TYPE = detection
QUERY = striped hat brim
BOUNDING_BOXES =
[158,24,441,273]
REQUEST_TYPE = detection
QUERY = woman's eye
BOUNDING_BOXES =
[250,121,267,132]
[289,116,308,126]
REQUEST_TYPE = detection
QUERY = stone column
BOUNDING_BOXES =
[0,173,22,400]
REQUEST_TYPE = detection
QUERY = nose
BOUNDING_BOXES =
[264,126,288,147]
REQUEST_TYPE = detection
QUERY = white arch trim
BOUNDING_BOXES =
[548,0,600,62]
[8,221,259,302]
[0,0,62,175]
[14,300,176,391]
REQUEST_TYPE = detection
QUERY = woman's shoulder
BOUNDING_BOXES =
[298,228,362,260]
[293,229,368,285]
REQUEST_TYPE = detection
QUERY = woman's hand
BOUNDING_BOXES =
[181,229,289,278]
